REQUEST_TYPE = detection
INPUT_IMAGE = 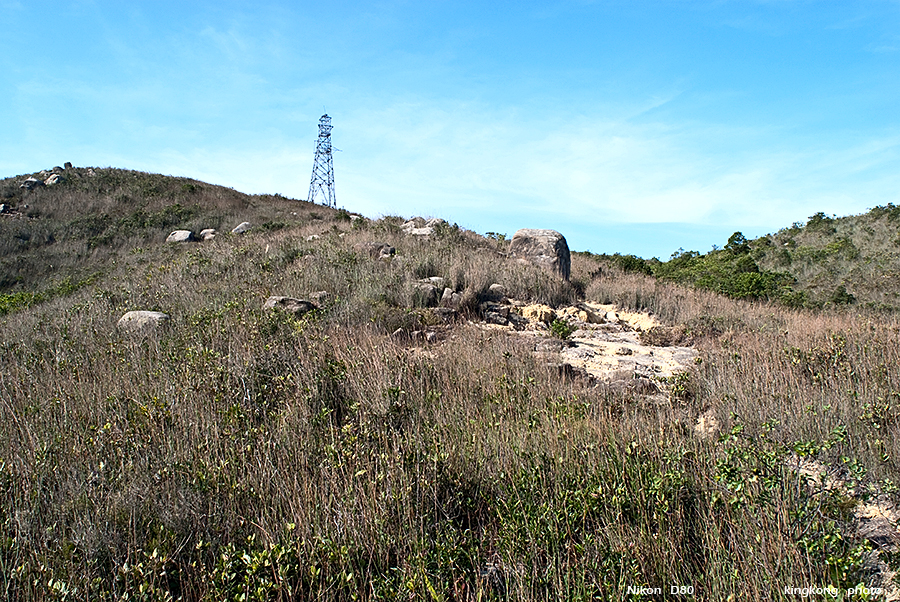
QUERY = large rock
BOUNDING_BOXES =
[166,230,195,243]
[44,174,62,186]
[19,178,43,191]
[263,296,318,316]
[509,229,570,280]
[118,311,170,329]
[199,228,217,241]
[231,222,252,234]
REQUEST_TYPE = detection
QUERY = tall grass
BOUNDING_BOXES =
[0,196,893,599]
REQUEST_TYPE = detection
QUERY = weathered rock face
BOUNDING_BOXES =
[263,296,318,316]
[166,230,195,243]
[118,311,170,329]
[509,229,571,280]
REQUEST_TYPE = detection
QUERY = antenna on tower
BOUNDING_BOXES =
[307,113,336,207]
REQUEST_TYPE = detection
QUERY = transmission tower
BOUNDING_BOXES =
[307,114,336,207]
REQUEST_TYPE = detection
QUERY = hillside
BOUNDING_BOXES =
[1,168,899,600]
[753,208,900,310]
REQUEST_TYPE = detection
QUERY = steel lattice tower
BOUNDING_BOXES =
[307,114,336,207]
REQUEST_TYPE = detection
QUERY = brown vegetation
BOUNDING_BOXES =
[0,169,897,599]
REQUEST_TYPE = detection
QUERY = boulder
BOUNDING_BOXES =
[231,221,252,234]
[166,230,195,243]
[412,283,440,307]
[199,228,217,241]
[118,311,169,329]
[509,229,571,280]
[64,162,73,170]
[19,178,43,191]
[522,304,556,323]
[44,174,62,186]
[263,296,318,316]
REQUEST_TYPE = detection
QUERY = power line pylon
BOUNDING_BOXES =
[307,114,336,207]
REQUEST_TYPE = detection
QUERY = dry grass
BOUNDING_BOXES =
[0,180,895,599]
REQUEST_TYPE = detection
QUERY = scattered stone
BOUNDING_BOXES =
[521,304,556,323]
[117,311,169,329]
[199,228,217,241]
[262,296,318,316]
[231,221,252,234]
[509,228,571,280]
[166,230,195,243]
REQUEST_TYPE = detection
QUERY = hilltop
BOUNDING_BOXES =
[1,167,899,600]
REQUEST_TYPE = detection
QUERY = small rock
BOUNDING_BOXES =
[487,283,508,300]
[166,230,195,243]
[231,222,252,234]
[425,331,437,343]
[308,291,333,305]
[118,311,169,329]
[263,296,317,316]
[605,311,619,323]
[0,204,6,214]
[199,228,217,241]
[306,234,320,242]
[616,347,633,356]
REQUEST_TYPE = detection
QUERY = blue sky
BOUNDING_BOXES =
[3,1,899,258]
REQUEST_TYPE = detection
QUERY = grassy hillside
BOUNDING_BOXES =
[597,206,900,312]
[753,208,900,310]
[1,169,898,600]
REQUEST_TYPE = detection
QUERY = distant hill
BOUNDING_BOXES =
[583,206,900,311]
[752,207,900,310]
[0,166,335,295]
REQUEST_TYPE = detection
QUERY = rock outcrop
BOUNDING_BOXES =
[509,229,571,280]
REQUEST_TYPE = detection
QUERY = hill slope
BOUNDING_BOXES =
[1,168,898,600]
